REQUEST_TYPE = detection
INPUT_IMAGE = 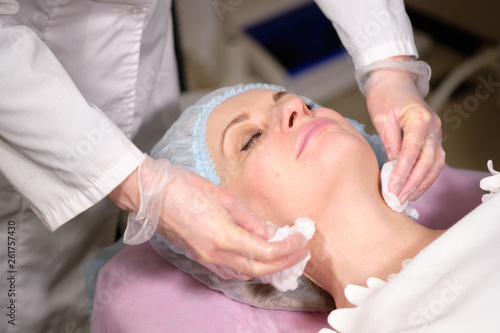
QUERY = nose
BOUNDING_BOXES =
[273,96,311,134]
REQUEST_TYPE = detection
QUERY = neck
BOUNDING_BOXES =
[304,189,444,308]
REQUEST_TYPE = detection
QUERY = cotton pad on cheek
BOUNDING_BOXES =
[260,218,315,292]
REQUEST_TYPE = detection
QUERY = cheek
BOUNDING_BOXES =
[315,131,379,188]
[242,153,283,206]
[229,149,299,224]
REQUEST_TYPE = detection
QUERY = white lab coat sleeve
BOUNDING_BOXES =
[314,0,418,69]
[0,21,146,231]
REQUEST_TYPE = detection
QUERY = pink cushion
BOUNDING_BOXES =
[90,165,487,333]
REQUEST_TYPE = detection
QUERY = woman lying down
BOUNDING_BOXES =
[145,83,500,332]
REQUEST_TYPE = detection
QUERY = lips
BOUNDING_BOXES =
[296,118,337,158]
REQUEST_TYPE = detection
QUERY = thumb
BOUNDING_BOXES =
[372,113,403,161]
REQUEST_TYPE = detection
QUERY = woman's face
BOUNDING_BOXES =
[206,89,378,225]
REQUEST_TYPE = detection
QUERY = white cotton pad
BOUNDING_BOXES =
[260,218,315,292]
[380,160,419,219]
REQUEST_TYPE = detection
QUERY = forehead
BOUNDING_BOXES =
[219,88,273,112]
[207,88,276,128]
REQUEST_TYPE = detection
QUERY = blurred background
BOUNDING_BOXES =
[173,0,500,171]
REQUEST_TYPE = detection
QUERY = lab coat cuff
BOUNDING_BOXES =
[352,39,419,70]
[354,59,431,98]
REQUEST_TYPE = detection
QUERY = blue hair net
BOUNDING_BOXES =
[151,83,387,179]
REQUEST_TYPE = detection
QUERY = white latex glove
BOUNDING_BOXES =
[360,58,445,203]
[108,156,309,280]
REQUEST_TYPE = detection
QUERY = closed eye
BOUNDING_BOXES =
[240,130,262,151]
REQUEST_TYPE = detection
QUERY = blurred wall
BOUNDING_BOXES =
[405,0,500,42]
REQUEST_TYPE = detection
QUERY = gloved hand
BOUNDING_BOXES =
[357,58,445,203]
[108,156,309,280]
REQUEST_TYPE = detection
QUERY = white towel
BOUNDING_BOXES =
[260,218,315,292]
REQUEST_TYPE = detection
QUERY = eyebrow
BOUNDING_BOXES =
[274,90,289,103]
[221,112,250,149]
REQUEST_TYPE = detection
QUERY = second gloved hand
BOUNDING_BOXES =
[362,60,445,203]
[116,156,309,280]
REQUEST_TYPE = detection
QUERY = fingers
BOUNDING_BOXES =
[388,104,434,196]
[206,244,310,280]
[409,145,445,201]
[371,111,402,161]
[248,232,309,263]
[396,134,444,203]
[245,246,310,278]
[196,224,309,278]
[210,226,308,264]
